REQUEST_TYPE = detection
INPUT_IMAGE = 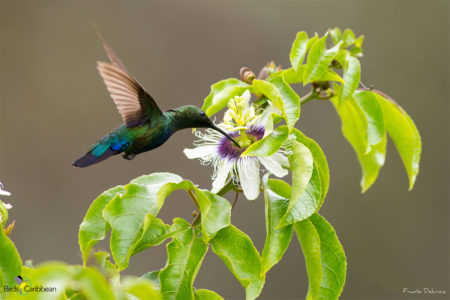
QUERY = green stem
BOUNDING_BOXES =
[191,212,201,226]
[300,90,335,105]
[188,190,202,226]
[300,92,316,105]
[187,189,199,208]
[216,180,237,197]
[231,191,239,210]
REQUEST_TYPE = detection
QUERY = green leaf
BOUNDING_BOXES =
[310,214,347,300]
[159,227,208,300]
[0,270,4,291]
[126,180,230,246]
[74,267,116,300]
[333,49,347,67]
[202,79,249,117]
[361,137,387,192]
[265,70,283,82]
[303,34,341,84]
[94,251,119,284]
[331,96,387,192]
[292,129,330,208]
[290,32,318,72]
[211,225,265,300]
[286,63,342,85]
[294,219,322,300]
[0,201,9,226]
[339,53,361,103]
[262,110,274,134]
[290,31,309,71]
[252,79,300,130]
[103,173,184,270]
[133,216,199,256]
[130,174,187,216]
[277,165,322,231]
[261,179,293,274]
[320,69,344,83]
[121,276,161,300]
[79,185,125,266]
[349,35,364,57]
[170,217,194,235]
[272,113,284,125]
[196,190,231,242]
[354,35,364,48]
[241,125,289,157]
[65,289,84,299]
[0,224,22,287]
[142,270,161,291]
[132,216,171,255]
[270,75,301,129]
[329,27,342,44]
[194,289,224,300]
[342,29,356,47]
[349,47,363,58]
[376,92,421,189]
[332,95,367,153]
[278,142,314,227]
[354,90,385,151]
[282,67,304,84]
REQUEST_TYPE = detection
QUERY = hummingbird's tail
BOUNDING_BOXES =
[73,147,119,168]
[73,129,131,168]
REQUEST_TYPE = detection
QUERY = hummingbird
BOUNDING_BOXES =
[73,35,239,168]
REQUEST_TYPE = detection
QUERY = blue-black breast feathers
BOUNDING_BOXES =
[96,38,162,127]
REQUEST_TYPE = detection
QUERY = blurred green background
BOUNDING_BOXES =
[0,0,448,299]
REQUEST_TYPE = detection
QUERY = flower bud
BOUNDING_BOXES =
[239,67,256,84]
[257,61,281,80]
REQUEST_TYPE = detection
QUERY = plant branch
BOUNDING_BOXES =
[358,81,402,111]
[191,211,201,226]
[300,89,335,105]
[300,92,316,105]
[231,191,239,210]
[187,189,199,208]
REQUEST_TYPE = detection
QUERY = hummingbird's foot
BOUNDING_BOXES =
[122,153,136,160]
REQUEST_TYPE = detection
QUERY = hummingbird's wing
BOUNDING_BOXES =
[96,28,130,73]
[96,38,162,127]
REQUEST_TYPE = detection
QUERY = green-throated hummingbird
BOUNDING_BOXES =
[73,36,239,167]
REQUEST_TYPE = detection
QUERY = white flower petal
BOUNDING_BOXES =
[0,190,10,196]
[237,158,260,200]
[211,160,234,193]
[253,104,275,137]
[183,145,216,159]
[271,152,290,168]
[241,89,251,103]
[255,103,272,126]
[258,156,288,178]
[4,203,12,209]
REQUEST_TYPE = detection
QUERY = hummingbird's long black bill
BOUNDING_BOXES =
[210,124,241,148]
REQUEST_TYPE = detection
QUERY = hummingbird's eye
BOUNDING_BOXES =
[200,111,206,117]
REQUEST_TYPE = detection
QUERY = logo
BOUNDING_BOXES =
[3,275,57,296]
[15,275,31,296]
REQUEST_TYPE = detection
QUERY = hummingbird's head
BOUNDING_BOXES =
[172,105,240,147]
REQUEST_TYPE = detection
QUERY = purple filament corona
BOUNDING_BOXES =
[218,126,265,160]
